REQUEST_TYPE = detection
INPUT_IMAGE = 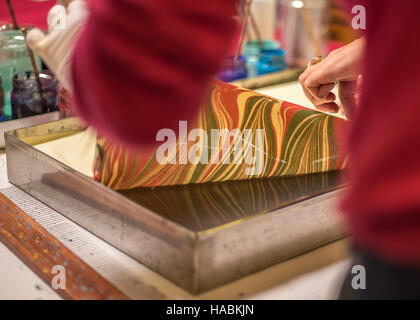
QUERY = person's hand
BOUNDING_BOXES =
[26,0,88,91]
[299,38,365,119]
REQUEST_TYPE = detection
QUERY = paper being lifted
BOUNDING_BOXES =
[93,81,350,190]
[35,128,97,178]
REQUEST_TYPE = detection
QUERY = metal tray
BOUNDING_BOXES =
[5,117,346,294]
[0,112,59,148]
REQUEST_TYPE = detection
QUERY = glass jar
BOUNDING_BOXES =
[243,40,281,77]
[0,75,5,122]
[217,55,248,82]
[256,48,286,75]
[0,26,42,120]
[11,71,58,120]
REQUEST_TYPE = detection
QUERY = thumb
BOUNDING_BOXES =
[339,80,358,120]
[302,60,335,87]
[26,28,46,52]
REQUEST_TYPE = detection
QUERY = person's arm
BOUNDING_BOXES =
[28,0,237,147]
[71,0,237,146]
[335,0,420,264]
[303,0,420,265]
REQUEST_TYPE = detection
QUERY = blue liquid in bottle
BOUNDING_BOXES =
[0,29,42,121]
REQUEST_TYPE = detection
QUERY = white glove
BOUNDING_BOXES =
[27,0,89,91]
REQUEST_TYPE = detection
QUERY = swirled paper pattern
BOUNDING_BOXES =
[94,81,349,190]
[120,171,343,231]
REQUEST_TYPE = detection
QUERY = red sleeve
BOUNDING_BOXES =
[71,0,237,147]
[341,0,420,264]
[0,0,54,29]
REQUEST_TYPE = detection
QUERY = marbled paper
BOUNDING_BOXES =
[94,81,349,190]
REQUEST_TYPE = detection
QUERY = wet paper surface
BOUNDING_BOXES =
[120,171,345,232]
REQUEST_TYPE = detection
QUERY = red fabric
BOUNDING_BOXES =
[0,0,54,29]
[340,0,420,264]
[72,0,237,147]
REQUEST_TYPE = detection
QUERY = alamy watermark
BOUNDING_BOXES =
[351,264,366,290]
[351,5,366,30]
[155,121,265,176]
[51,264,66,290]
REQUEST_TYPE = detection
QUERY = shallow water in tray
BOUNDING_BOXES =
[119,171,345,232]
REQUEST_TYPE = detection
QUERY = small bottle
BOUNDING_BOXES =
[217,55,248,82]
[256,48,286,75]
[11,71,58,120]
[0,27,43,120]
[243,40,281,77]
